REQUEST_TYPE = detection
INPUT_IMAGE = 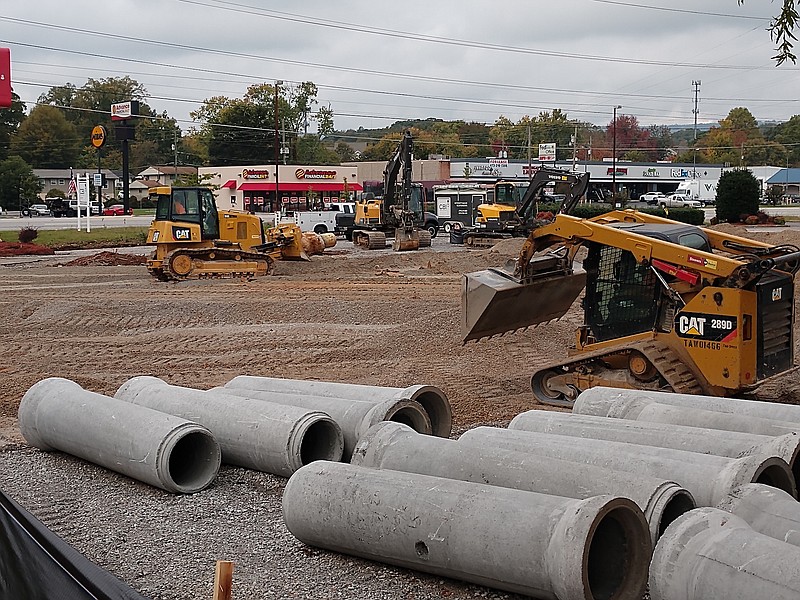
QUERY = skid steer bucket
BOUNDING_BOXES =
[462,257,587,342]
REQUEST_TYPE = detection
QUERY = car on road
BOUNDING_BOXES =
[21,204,52,217]
[639,192,667,205]
[103,204,134,216]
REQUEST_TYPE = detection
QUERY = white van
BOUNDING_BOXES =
[280,202,356,234]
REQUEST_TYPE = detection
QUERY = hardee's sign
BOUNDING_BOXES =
[295,168,337,180]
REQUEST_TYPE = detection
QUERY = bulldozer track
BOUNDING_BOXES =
[530,338,705,407]
[161,248,274,281]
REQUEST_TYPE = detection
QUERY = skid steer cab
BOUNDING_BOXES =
[146,186,306,281]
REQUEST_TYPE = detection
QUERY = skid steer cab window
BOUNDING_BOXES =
[583,243,659,342]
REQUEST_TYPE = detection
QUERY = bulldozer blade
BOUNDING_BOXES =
[462,265,586,342]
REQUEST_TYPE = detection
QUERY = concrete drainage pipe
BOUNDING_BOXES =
[509,409,800,486]
[283,461,652,600]
[18,377,220,494]
[214,386,431,460]
[573,387,800,437]
[650,507,800,600]
[458,427,796,506]
[352,422,695,542]
[225,376,452,438]
[115,376,344,477]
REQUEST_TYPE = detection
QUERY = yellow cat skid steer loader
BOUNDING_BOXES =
[463,209,800,407]
[145,186,308,281]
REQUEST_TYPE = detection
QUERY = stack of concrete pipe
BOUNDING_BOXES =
[114,376,345,477]
[17,378,221,494]
[283,460,653,600]
[565,387,800,599]
[222,375,453,458]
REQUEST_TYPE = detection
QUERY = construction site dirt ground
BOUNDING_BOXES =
[1,228,800,599]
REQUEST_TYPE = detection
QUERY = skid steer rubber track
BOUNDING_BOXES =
[161,248,274,281]
[529,339,706,408]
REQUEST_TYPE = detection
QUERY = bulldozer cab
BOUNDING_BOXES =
[152,187,219,240]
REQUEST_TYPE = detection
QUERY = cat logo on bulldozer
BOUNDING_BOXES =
[172,227,191,240]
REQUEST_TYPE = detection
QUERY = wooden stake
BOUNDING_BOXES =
[213,560,234,600]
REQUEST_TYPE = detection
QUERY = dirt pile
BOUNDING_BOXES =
[0,242,55,257]
[63,251,148,266]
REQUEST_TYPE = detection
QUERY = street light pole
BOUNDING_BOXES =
[274,80,283,213]
[612,105,622,196]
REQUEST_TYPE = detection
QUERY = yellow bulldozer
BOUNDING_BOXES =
[145,186,312,281]
[463,208,800,407]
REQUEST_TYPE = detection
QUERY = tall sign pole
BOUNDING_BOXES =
[274,81,283,213]
[91,125,106,216]
[111,101,139,214]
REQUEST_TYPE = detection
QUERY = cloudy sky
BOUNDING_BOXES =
[2,0,798,136]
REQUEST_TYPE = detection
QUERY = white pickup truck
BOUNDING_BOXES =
[279,202,356,234]
[660,194,703,209]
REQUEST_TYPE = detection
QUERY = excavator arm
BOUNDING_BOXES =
[515,168,590,223]
[381,130,415,228]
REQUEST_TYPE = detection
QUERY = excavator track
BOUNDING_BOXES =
[161,248,275,281]
[529,339,705,408]
[353,231,387,250]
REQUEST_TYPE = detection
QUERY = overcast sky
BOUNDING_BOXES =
[3,0,798,137]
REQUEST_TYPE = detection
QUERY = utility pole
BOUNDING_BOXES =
[612,105,621,195]
[692,80,701,180]
[173,127,178,171]
[274,80,282,212]
[571,124,578,172]
[527,125,532,180]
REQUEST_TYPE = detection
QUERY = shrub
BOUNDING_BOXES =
[536,211,554,221]
[640,207,706,225]
[745,215,760,225]
[716,169,760,223]
[773,216,786,225]
[571,203,614,219]
[18,227,38,244]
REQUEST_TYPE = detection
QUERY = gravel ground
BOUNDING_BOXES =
[0,235,551,600]
[1,228,798,599]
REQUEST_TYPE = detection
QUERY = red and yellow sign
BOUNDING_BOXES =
[295,168,337,180]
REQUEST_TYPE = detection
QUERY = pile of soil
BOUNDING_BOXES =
[62,251,148,267]
[0,242,55,257]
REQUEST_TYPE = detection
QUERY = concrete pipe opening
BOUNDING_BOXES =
[584,502,651,600]
[656,490,696,539]
[754,457,797,497]
[160,426,221,494]
[386,401,433,435]
[291,415,345,470]
[403,385,452,438]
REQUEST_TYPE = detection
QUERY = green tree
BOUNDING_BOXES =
[0,92,26,162]
[192,82,325,166]
[0,156,43,211]
[490,111,576,160]
[766,114,800,165]
[295,135,340,164]
[38,77,159,169]
[716,169,760,223]
[10,105,80,168]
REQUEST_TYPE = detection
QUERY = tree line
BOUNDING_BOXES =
[1,74,800,210]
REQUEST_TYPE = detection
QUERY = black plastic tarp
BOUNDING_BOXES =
[0,489,149,600]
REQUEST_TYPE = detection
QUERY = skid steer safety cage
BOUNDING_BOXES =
[584,244,659,342]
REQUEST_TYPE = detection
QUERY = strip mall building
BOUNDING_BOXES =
[199,164,360,213]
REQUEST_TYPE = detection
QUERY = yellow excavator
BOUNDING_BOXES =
[145,186,310,281]
[462,168,590,247]
[463,208,800,407]
[350,130,432,251]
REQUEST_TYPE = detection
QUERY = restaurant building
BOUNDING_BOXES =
[199,164,360,213]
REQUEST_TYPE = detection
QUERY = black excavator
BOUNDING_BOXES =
[461,167,590,247]
[347,130,431,251]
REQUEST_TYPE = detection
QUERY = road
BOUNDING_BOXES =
[0,214,154,231]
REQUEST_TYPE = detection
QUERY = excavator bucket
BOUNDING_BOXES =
[268,223,310,261]
[462,258,587,342]
[393,227,420,252]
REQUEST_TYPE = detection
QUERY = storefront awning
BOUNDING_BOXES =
[221,179,237,189]
[238,182,363,192]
